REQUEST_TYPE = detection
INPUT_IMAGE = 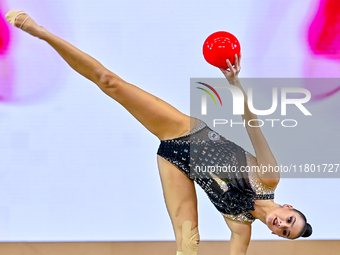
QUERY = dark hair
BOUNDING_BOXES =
[293,209,312,238]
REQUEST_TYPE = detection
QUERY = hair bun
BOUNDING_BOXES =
[302,223,313,237]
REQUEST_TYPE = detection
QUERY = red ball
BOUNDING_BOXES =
[203,31,241,69]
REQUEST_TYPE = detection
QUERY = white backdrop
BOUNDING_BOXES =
[0,0,339,241]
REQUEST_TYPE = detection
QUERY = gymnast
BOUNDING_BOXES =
[5,11,312,255]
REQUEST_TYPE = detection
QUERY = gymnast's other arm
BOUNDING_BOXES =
[220,54,279,187]
[224,216,251,255]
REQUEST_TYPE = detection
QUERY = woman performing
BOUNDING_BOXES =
[5,11,312,255]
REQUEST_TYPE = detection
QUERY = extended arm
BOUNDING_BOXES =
[224,217,251,255]
[220,55,279,186]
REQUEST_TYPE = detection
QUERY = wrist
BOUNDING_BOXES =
[227,77,240,85]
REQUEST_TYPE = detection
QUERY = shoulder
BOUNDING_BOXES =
[224,216,251,254]
[224,216,252,235]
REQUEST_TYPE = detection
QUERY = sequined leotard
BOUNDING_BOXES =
[157,118,275,223]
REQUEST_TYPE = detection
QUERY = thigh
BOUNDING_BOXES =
[157,156,198,249]
[108,80,191,140]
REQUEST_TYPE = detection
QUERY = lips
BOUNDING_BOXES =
[273,217,278,226]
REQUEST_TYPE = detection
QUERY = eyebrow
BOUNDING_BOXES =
[287,217,297,238]
[292,217,296,227]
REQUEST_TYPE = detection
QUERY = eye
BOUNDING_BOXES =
[288,216,293,223]
[283,230,287,236]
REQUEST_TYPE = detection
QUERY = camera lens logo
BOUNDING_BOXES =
[196,82,223,106]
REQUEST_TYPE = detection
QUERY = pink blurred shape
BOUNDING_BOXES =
[0,1,67,105]
[314,86,340,100]
[308,0,340,59]
[0,1,14,103]
[304,79,340,101]
[0,4,10,55]
[305,0,340,101]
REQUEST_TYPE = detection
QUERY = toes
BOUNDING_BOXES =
[5,11,28,28]
[5,10,22,25]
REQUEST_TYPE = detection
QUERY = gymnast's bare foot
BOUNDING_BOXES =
[5,11,47,39]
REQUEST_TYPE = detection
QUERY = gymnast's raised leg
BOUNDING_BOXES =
[6,11,199,254]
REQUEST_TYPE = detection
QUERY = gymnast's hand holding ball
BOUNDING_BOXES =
[202,31,241,84]
[220,53,242,84]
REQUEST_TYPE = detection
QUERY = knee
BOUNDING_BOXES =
[97,70,123,91]
[174,202,197,220]
[180,221,200,255]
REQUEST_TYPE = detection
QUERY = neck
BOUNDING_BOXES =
[252,200,281,224]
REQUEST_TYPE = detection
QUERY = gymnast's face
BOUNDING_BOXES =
[266,204,305,239]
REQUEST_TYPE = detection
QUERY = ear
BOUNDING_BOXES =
[283,204,293,209]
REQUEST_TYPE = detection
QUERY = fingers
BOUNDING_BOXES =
[226,58,233,70]
[234,54,239,69]
[227,58,239,76]
[234,54,241,71]
[219,53,242,81]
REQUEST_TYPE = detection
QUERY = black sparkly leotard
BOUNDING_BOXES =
[157,118,275,223]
